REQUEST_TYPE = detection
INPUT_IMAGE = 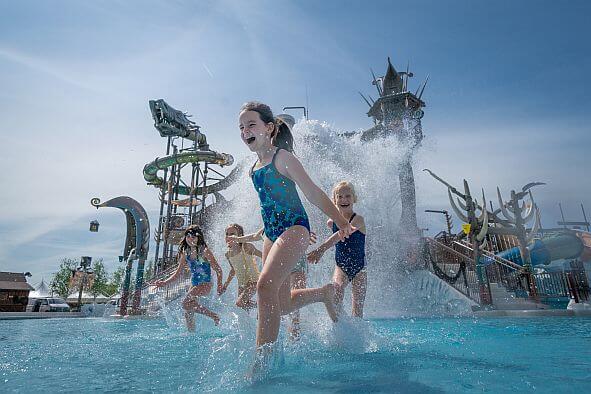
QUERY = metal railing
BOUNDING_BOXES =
[453,240,530,297]
[422,237,483,305]
[534,272,570,299]
[481,233,520,254]
[426,236,591,308]
[140,260,191,313]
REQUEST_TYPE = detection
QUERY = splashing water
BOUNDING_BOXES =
[208,118,470,318]
[3,120,588,392]
[150,118,475,386]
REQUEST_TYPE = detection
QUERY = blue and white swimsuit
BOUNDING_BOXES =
[250,149,311,242]
[186,251,211,286]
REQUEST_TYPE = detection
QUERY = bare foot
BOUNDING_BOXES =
[246,343,274,383]
[322,283,339,322]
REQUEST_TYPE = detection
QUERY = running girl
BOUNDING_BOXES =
[239,101,356,351]
[307,181,367,318]
[220,223,262,311]
[154,225,223,331]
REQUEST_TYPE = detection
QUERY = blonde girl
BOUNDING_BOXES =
[307,181,367,318]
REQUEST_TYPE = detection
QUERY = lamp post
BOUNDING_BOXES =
[76,256,93,311]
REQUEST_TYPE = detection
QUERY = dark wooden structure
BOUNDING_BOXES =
[0,272,34,312]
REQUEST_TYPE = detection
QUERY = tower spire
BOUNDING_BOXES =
[382,57,403,95]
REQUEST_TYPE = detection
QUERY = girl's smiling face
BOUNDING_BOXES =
[185,230,201,246]
[333,187,355,212]
[239,110,274,152]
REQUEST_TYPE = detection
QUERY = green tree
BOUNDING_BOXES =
[49,258,78,299]
[103,265,125,297]
[89,259,108,300]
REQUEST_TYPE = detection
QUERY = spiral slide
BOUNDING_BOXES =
[142,151,240,196]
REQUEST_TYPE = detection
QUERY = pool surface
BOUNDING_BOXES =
[1,314,590,393]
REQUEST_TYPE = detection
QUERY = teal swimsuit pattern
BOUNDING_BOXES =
[186,251,211,286]
[250,149,311,242]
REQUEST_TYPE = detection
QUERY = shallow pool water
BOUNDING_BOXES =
[1,315,590,393]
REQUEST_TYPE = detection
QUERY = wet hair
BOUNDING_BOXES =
[332,181,358,203]
[179,224,207,256]
[240,101,294,152]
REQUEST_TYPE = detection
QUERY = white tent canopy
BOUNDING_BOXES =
[29,278,50,298]
[66,291,110,303]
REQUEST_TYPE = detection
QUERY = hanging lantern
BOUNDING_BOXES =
[89,220,100,232]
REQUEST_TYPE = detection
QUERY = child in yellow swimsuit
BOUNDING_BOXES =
[220,223,262,310]
[226,226,316,339]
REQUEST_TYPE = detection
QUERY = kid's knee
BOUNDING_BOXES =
[257,276,279,296]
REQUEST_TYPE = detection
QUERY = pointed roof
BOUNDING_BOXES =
[30,278,50,298]
[381,57,403,96]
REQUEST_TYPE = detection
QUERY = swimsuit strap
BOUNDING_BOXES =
[249,148,281,177]
[249,159,258,177]
[187,245,205,261]
[333,213,356,233]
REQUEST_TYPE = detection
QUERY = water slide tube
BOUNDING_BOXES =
[142,151,239,195]
[495,231,585,266]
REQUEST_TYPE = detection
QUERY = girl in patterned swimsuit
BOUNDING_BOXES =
[239,101,356,354]
[154,225,224,331]
[220,223,262,311]
[307,181,367,318]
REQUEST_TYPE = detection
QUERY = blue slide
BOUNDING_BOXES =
[496,232,584,266]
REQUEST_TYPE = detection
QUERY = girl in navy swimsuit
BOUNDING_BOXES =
[239,102,356,357]
[308,181,368,318]
[154,225,224,331]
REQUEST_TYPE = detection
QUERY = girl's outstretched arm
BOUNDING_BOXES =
[277,150,355,236]
[154,254,186,287]
[203,246,224,295]
[307,231,343,264]
[228,228,264,243]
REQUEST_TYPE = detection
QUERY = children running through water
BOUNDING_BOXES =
[307,181,367,318]
[226,226,317,340]
[220,223,262,311]
[238,101,356,357]
[154,225,224,331]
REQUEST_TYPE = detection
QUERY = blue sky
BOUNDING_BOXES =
[1,0,590,282]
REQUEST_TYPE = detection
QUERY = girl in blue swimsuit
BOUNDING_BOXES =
[239,102,356,354]
[308,181,368,318]
[155,225,224,331]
